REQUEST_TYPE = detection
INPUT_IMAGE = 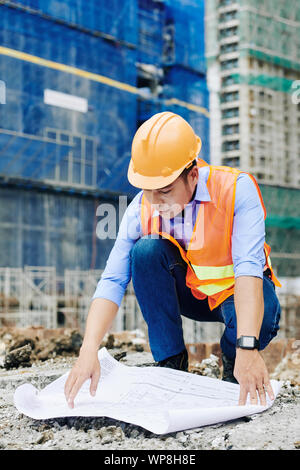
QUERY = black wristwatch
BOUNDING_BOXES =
[236,336,260,350]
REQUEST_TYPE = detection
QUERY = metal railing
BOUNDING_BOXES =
[0,266,299,342]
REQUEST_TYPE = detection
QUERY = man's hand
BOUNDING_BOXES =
[64,347,100,409]
[234,349,275,406]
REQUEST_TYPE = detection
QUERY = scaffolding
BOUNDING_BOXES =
[206,0,300,69]
[0,0,298,342]
[206,0,300,188]
[0,1,138,197]
[261,184,300,278]
[163,0,206,74]
[238,0,300,71]
[138,0,165,66]
[2,0,138,46]
[0,266,298,341]
[136,0,209,162]
[0,128,99,187]
[0,0,210,198]
[0,266,56,328]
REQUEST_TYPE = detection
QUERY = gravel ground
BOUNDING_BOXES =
[0,350,299,451]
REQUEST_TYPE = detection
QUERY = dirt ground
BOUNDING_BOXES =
[0,328,299,451]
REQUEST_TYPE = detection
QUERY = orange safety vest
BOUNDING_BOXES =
[140,161,281,311]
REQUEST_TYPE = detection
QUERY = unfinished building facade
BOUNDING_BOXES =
[205,0,300,187]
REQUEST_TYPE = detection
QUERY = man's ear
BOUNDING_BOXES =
[189,165,199,184]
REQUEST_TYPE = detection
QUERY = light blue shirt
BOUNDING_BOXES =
[93,166,266,306]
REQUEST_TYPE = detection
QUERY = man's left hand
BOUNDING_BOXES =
[234,349,275,406]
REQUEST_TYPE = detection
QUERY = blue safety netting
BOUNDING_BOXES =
[0,186,117,274]
[0,5,137,85]
[9,0,138,45]
[164,0,206,74]
[0,1,209,198]
[164,66,209,109]
[0,5,138,195]
[0,0,212,276]
[0,132,71,180]
[138,0,165,66]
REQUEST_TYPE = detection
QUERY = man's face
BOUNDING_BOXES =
[143,166,198,219]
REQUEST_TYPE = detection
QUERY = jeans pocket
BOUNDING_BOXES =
[220,297,235,329]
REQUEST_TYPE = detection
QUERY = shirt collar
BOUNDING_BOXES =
[193,166,211,202]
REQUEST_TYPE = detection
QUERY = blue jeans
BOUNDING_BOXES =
[131,236,281,361]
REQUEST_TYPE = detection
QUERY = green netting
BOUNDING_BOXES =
[239,48,300,73]
[265,226,300,277]
[206,0,300,71]
[269,256,300,277]
[260,185,300,219]
[260,184,300,276]
[266,216,300,230]
[238,3,300,71]
[238,0,300,22]
[231,72,295,93]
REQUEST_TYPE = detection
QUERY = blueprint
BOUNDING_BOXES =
[14,348,282,434]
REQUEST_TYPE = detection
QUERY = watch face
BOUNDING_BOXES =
[242,336,255,347]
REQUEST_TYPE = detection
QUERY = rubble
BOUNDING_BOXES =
[0,327,299,450]
[270,352,300,385]
[36,430,54,444]
[0,327,83,369]
[0,328,150,371]
[1,327,299,385]
[4,344,33,369]
[98,426,125,444]
[100,329,149,353]
[0,350,299,450]
[189,354,221,379]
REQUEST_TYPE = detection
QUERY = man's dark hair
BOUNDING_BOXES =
[180,159,197,182]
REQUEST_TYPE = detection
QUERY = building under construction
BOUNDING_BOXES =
[0,0,212,341]
[206,0,300,186]
[0,0,299,340]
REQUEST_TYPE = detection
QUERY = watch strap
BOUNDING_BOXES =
[236,336,260,350]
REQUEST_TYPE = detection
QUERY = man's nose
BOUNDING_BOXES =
[145,191,161,206]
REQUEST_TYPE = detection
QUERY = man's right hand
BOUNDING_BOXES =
[64,347,101,408]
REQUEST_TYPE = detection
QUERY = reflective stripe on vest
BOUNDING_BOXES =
[191,263,234,281]
[194,277,235,296]
[190,263,235,295]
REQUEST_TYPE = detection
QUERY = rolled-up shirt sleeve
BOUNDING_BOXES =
[92,191,143,306]
[232,173,266,279]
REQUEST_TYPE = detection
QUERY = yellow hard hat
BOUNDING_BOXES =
[128,111,202,190]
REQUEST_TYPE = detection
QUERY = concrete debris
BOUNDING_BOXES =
[186,338,300,378]
[35,330,83,361]
[100,330,149,353]
[0,327,299,450]
[0,327,149,370]
[112,351,127,362]
[98,426,125,444]
[1,328,299,387]
[36,430,54,444]
[0,350,299,450]
[4,344,32,370]
[271,352,300,386]
[0,327,83,369]
[189,354,221,379]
